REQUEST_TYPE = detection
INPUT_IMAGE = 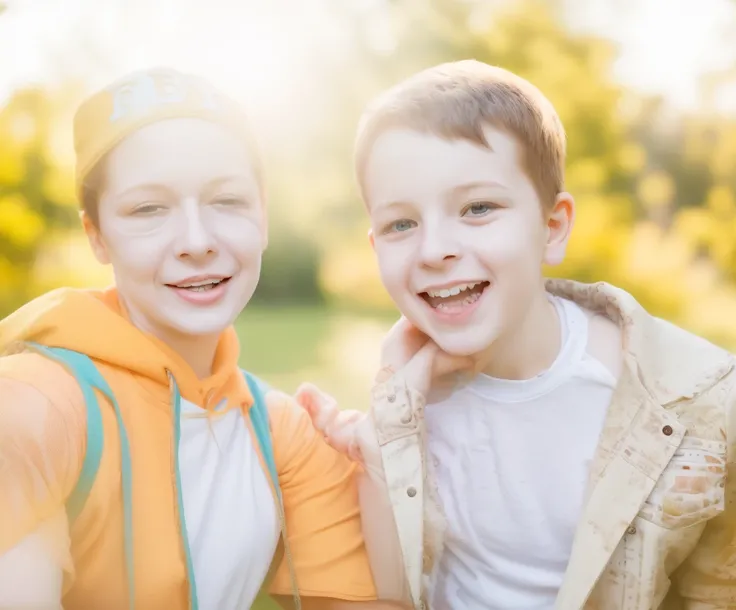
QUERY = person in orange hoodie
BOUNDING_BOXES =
[0,68,393,610]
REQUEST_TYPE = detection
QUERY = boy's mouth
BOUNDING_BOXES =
[419,281,490,311]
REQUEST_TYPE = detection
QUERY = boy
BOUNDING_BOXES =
[298,60,736,609]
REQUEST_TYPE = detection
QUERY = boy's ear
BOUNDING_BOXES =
[544,192,575,266]
[81,210,111,265]
[368,228,375,250]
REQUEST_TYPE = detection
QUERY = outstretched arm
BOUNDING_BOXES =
[0,355,85,608]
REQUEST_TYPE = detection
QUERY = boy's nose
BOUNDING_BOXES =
[418,233,461,268]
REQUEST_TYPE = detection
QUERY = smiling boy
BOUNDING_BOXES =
[301,60,736,609]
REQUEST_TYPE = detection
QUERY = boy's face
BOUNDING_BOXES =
[364,125,572,358]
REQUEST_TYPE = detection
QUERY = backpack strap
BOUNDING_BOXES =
[26,343,135,610]
[242,370,279,494]
[242,370,302,609]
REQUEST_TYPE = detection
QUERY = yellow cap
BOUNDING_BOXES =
[73,67,261,200]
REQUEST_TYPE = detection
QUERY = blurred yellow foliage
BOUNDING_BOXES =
[0,0,735,351]
[0,194,43,247]
[638,171,676,211]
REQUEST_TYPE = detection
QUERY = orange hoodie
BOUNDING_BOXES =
[0,287,376,609]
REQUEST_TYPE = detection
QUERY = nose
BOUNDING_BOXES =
[418,222,461,268]
[174,200,217,261]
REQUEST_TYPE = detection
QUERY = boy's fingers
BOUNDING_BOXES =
[381,317,430,368]
[433,352,474,378]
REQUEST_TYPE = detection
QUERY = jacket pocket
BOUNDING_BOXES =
[637,436,726,529]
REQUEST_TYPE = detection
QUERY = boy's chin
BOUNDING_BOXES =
[431,332,495,359]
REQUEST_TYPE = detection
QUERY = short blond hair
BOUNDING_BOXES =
[355,60,566,209]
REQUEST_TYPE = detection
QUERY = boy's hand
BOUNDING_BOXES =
[379,316,474,399]
[294,317,474,467]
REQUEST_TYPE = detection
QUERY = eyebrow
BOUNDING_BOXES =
[371,199,415,215]
[114,183,173,200]
[451,180,507,196]
[204,175,249,189]
[114,176,253,201]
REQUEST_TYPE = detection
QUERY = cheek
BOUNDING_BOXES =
[106,234,168,282]
[216,219,265,263]
[481,216,546,271]
[375,247,408,294]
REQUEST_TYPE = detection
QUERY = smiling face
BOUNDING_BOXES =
[83,117,266,346]
[365,125,572,357]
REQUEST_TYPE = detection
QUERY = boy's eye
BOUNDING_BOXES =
[462,201,496,217]
[385,219,417,234]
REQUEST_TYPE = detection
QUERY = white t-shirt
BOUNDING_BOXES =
[424,296,616,610]
[178,399,280,610]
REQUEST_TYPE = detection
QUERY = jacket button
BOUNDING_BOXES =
[626,525,637,535]
[662,425,673,436]
[407,486,417,498]
[401,411,412,424]
[388,394,396,403]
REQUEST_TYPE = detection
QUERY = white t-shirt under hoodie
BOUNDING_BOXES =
[424,295,617,610]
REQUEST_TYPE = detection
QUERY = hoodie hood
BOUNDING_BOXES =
[0,287,252,411]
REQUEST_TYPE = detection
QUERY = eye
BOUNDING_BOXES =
[212,195,248,207]
[384,219,417,234]
[462,201,497,217]
[132,203,166,215]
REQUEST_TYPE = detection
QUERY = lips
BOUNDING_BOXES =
[166,276,231,292]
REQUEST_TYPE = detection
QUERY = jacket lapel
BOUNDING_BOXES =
[545,279,733,610]
[554,354,686,609]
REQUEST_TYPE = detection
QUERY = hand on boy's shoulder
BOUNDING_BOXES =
[293,317,473,469]
[293,383,372,463]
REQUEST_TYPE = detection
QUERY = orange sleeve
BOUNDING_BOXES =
[266,391,377,601]
[0,353,85,556]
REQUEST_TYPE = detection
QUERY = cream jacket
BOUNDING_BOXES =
[372,280,736,610]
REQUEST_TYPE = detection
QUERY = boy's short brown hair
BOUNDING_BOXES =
[354,60,566,209]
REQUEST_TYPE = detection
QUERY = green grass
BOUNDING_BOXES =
[236,305,395,411]
[234,306,393,609]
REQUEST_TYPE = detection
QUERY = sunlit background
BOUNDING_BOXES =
[1,0,736,606]
[2,0,736,410]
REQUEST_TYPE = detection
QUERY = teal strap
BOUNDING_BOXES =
[25,344,105,522]
[170,380,199,610]
[242,371,278,494]
[27,343,135,610]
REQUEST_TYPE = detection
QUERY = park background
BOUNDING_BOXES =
[3,0,736,420]
[1,3,736,603]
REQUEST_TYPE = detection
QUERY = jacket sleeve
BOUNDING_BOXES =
[675,366,736,609]
[266,390,377,602]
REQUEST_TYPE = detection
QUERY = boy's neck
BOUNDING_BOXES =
[477,289,561,381]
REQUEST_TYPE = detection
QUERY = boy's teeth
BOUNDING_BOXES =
[427,282,479,298]
[435,290,483,310]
